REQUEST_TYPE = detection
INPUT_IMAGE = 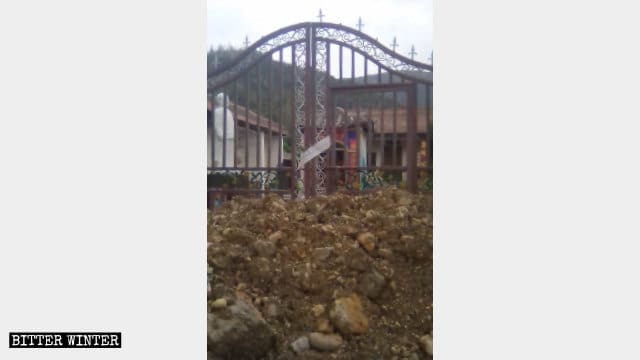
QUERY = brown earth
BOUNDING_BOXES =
[208,188,433,360]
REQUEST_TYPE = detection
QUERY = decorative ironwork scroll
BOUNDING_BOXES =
[315,25,430,74]
[314,39,328,195]
[209,27,306,89]
[293,42,307,199]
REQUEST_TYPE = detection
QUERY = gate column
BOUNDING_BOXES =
[303,24,317,197]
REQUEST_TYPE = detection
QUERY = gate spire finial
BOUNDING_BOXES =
[409,45,417,60]
[391,37,399,52]
[356,17,364,31]
[243,35,249,49]
[317,9,325,22]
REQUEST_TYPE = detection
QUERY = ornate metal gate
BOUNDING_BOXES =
[208,22,432,207]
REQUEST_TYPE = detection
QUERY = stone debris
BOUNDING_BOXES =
[268,230,284,243]
[211,298,227,310]
[314,317,333,333]
[308,332,343,352]
[207,291,274,359]
[311,304,326,317]
[312,247,334,262]
[357,232,377,253]
[329,293,369,335]
[207,188,432,359]
[359,269,387,300]
[265,303,278,318]
[253,239,276,257]
[290,336,310,354]
[420,334,433,356]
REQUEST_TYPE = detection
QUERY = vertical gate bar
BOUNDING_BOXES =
[351,48,355,84]
[290,44,297,199]
[392,90,397,169]
[363,58,368,85]
[427,84,433,172]
[407,84,418,193]
[367,99,372,170]
[377,66,382,84]
[234,81,238,167]
[339,45,343,81]
[328,94,336,194]
[257,61,261,173]
[326,41,331,88]
[211,91,216,169]
[303,24,316,198]
[311,30,318,195]
[245,73,249,170]
[267,56,273,192]
[222,91,228,168]
[279,49,283,166]
[326,41,335,194]
[356,94,361,190]
[380,91,385,168]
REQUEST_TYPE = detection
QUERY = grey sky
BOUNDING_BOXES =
[207,0,433,64]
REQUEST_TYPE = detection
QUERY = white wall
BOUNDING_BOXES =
[234,128,283,168]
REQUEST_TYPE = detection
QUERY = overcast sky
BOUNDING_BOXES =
[207,0,433,64]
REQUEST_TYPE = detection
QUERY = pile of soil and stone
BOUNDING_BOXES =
[207,188,433,360]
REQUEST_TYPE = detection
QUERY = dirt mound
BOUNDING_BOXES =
[208,188,433,360]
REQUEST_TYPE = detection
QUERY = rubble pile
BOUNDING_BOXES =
[208,188,433,360]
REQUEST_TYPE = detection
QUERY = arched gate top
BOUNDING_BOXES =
[209,22,432,89]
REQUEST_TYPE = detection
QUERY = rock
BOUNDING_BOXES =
[254,240,276,257]
[270,199,287,212]
[290,336,310,354]
[308,332,343,352]
[348,249,370,272]
[227,244,245,259]
[314,318,333,333]
[311,304,325,317]
[357,232,377,253]
[401,234,415,242]
[395,192,412,206]
[343,225,358,237]
[268,230,284,243]
[321,224,334,233]
[359,269,386,299]
[419,334,433,356]
[377,247,394,260]
[211,283,229,299]
[211,255,230,269]
[208,291,274,359]
[397,206,410,217]
[265,303,278,318]
[329,293,369,335]
[211,298,227,309]
[312,247,333,262]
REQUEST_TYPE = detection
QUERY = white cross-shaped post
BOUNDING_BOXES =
[390,37,399,52]
[409,45,417,60]
[356,17,364,31]
[317,9,325,22]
